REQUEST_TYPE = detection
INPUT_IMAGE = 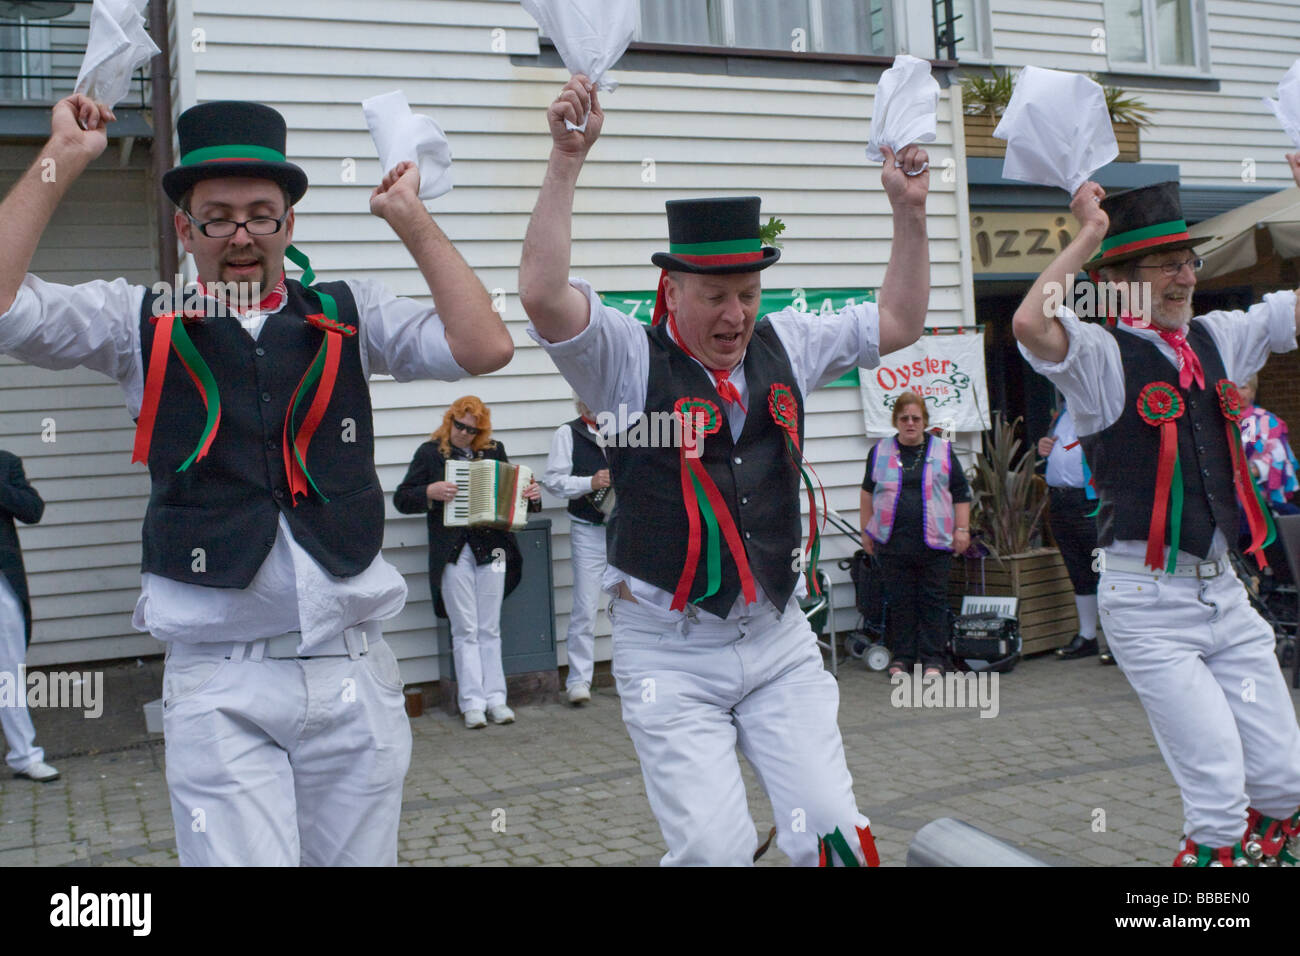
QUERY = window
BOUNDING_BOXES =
[0,3,81,104]
[1103,0,1205,73]
[947,0,991,61]
[638,0,895,57]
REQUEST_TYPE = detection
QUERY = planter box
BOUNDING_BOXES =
[962,115,1140,162]
[949,548,1077,656]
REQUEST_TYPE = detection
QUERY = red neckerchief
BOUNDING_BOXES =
[580,415,599,429]
[195,272,288,316]
[667,314,746,413]
[1121,313,1204,391]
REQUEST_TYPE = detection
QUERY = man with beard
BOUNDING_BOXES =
[1012,166,1300,866]
[0,96,512,864]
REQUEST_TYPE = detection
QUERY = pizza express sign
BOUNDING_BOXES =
[971,211,1076,274]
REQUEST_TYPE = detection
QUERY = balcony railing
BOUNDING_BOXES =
[0,0,151,108]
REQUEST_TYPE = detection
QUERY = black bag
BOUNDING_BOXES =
[841,549,888,634]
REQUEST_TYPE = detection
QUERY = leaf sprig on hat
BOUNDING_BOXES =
[759,216,786,249]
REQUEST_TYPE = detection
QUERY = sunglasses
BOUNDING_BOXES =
[452,420,482,436]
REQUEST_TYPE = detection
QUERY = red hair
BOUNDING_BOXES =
[431,395,493,457]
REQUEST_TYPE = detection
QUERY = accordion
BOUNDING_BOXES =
[443,459,532,530]
[587,485,617,517]
[951,613,1020,663]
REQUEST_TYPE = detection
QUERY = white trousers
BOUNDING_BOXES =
[564,520,607,688]
[0,575,42,773]
[1101,566,1300,847]
[162,632,412,866]
[441,543,507,713]
[611,596,869,866]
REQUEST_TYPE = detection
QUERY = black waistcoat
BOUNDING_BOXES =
[568,418,611,525]
[1078,322,1239,558]
[137,279,383,586]
[605,321,803,617]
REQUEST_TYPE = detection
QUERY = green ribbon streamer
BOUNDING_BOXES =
[1165,455,1183,575]
[1251,473,1277,549]
[688,468,722,603]
[285,244,339,324]
[168,320,221,472]
[823,828,859,867]
[287,338,330,502]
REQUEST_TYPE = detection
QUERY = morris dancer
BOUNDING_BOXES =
[0,96,511,864]
[1013,167,1300,866]
[520,75,931,866]
[540,398,613,705]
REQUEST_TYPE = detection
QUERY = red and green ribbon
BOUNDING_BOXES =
[285,244,340,325]
[1136,383,1185,573]
[769,383,825,595]
[132,311,221,471]
[817,825,880,867]
[670,398,757,610]
[1172,836,1250,867]
[1217,379,1275,568]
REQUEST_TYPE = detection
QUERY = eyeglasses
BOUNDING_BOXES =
[185,210,289,239]
[452,420,482,436]
[897,415,924,423]
[1133,257,1204,277]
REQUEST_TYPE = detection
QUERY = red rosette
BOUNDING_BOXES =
[673,397,722,436]
[1215,379,1243,422]
[1136,382,1184,427]
[768,383,799,433]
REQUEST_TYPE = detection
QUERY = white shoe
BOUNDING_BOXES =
[567,682,591,705]
[487,704,515,724]
[14,760,59,782]
[463,709,487,729]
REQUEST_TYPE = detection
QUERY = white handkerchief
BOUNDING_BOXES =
[522,0,636,131]
[865,54,940,163]
[362,90,453,202]
[73,0,160,108]
[994,66,1118,196]
[1263,59,1300,150]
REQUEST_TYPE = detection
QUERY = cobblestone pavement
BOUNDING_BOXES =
[2,651,1298,866]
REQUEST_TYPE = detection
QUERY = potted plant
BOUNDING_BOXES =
[950,414,1078,655]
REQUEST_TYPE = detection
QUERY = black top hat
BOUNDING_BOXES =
[162,101,309,206]
[651,197,781,275]
[1086,181,1204,270]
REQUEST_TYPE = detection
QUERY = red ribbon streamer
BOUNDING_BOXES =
[671,447,705,611]
[131,312,177,465]
[1226,422,1270,567]
[1146,421,1178,571]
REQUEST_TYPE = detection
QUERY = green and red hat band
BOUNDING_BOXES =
[181,144,289,166]
[1099,219,1190,261]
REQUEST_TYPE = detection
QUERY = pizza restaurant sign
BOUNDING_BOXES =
[971,210,1076,274]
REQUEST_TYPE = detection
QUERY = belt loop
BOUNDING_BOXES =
[345,627,364,660]
[247,639,266,663]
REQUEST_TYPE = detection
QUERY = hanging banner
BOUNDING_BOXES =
[860,332,991,436]
[597,288,875,388]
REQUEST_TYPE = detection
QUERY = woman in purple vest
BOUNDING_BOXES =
[860,391,971,677]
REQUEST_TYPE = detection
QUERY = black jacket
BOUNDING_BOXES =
[0,450,44,646]
[393,438,539,617]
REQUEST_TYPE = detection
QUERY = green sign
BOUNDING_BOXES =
[596,288,876,388]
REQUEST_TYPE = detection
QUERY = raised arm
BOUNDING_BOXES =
[518,75,604,344]
[876,144,931,356]
[370,162,511,375]
[0,95,114,315]
[1012,182,1109,364]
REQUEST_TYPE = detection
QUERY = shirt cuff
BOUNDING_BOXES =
[1017,305,1084,376]
[0,281,38,352]
[524,277,602,356]
[1264,290,1298,354]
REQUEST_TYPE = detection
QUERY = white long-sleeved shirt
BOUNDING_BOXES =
[0,273,467,651]
[528,277,882,619]
[541,420,605,524]
[1018,291,1298,561]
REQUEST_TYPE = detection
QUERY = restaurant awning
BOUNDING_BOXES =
[1187,186,1300,279]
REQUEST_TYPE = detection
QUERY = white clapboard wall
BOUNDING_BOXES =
[6,0,971,674]
[0,143,158,667]
[982,0,1299,188]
